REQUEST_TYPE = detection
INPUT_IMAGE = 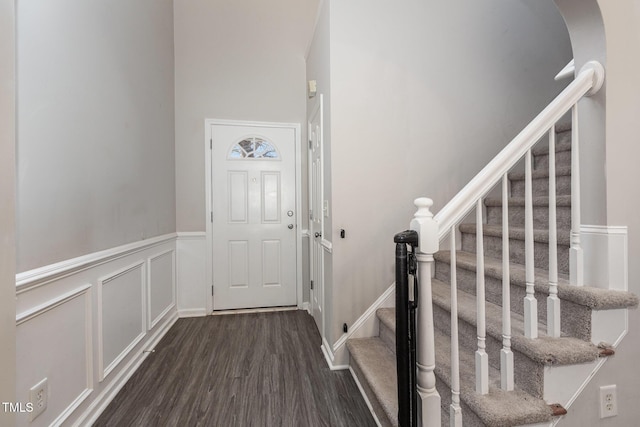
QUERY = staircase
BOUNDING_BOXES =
[346,122,639,426]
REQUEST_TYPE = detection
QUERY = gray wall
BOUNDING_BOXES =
[16,0,176,272]
[325,0,572,343]
[557,1,640,424]
[0,0,16,421]
[174,0,319,233]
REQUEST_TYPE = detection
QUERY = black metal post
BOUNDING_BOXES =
[394,230,418,427]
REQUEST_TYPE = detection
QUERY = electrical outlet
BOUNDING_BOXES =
[599,384,617,418]
[29,378,48,421]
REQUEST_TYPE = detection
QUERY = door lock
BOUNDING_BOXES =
[315,232,322,238]
[287,210,294,217]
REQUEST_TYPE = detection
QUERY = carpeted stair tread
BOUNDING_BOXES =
[458,223,570,246]
[347,337,398,427]
[434,250,639,310]
[484,195,571,207]
[508,165,571,181]
[433,328,554,426]
[430,279,600,365]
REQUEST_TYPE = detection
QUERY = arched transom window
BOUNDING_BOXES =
[228,137,279,159]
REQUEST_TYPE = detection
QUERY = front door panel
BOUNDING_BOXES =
[212,124,297,310]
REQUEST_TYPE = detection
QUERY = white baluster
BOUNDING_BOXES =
[410,198,441,427]
[547,126,561,337]
[449,228,462,426]
[524,149,538,338]
[570,105,584,286]
[501,174,514,390]
[475,199,489,395]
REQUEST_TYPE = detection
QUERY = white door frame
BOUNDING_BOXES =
[204,119,303,313]
[308,95,325,337]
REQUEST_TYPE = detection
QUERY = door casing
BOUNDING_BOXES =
[205,119,303,313]
[308,95,325,335]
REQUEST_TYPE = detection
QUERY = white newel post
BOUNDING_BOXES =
[410,198,441,427]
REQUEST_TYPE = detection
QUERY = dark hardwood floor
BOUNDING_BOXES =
[93,310,376,427]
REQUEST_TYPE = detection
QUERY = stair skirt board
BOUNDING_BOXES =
[349,365,384,427]
[325,283,395,370]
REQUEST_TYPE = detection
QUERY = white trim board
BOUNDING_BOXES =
[204,119,304,314]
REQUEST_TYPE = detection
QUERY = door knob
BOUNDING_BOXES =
[315,232,322,238]
[288,224,294,229]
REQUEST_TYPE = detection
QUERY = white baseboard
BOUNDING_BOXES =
[301,301,310,314]
[178,308,208,318]
[328,283,395,368]
[73,311,179,426]
[321,337,349,370]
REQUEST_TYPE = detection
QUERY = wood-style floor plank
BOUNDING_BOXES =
[93,310,376,427]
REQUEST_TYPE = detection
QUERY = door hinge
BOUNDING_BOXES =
[310,280,314,290]
[211,285,214,296]
[308,139,312,150]
[211,212,213,222]
[210,138,212,149]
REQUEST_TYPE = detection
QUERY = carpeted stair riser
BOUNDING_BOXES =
[435,379,486,427]
[531,128,572,171]
[485,198,571,230]
[379,314,396,354]
[460,228,570,275]
[433,254,593,341]
[509,170,571,198]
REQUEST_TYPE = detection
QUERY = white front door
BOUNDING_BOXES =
[309,97,324,333]
[211,123,297,310]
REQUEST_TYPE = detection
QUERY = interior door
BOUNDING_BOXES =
[309,98,324,333]
[211,123,297,310]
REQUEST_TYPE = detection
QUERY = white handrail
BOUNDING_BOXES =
[434,61,604,239]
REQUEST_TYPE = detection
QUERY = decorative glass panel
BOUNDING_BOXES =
[228,137,279,159]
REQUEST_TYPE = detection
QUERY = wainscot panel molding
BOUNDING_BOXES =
[98,261,146,382]
[15,285,92,427]
[148,249,176,329]
[15,235,179,426]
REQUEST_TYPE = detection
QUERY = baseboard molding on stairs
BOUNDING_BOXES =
[348,366,383,427]
[326,283,395,369]
[321,337,349,370]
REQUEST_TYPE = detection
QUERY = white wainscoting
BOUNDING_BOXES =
[581,225,628,290]
[15,234,180,427]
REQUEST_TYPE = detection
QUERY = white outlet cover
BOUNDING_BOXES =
[29,377,48,421]
[599,384,618,418]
